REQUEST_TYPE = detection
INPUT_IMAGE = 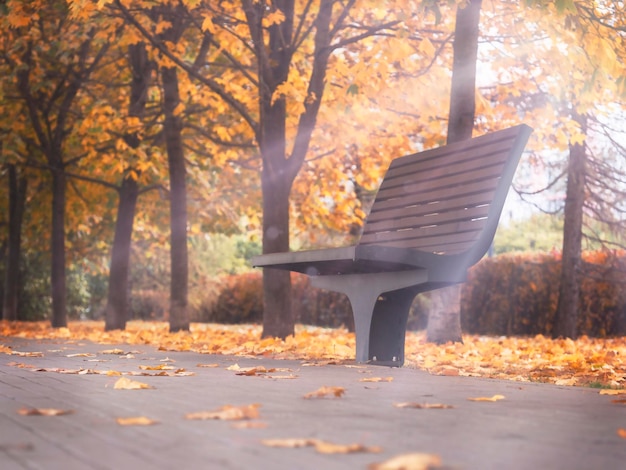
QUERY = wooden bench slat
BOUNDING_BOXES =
[361,208,489,239]
[365,191,494,226]
[369,177,500,213]
[383,137,516,182]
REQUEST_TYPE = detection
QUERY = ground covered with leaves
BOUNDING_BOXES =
[1,321,625,389]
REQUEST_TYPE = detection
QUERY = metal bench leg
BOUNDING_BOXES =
[368,288,417,367]
[310,270,427,367]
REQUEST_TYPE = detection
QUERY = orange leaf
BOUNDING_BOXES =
[467,394,505,402]
[600,390,626,395]
[116,416,158,426]
[185,404,260,421]
[369,452,442,470]
[17,407,74,416]
[113,377,154,390]
[303,386,345,399]
[617,428,626,439]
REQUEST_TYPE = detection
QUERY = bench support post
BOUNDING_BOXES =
[310,270,427,367]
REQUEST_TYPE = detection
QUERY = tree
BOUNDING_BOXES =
[2,163,27,320]
[426,0,482,344]
[112,0,434,339]
[2,0,110,327]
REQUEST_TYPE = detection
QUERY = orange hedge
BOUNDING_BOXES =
[461,251,626,337]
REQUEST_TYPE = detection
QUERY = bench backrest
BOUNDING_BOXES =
[358,125,532,259]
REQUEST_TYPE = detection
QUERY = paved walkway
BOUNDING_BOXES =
[1,335,625,470]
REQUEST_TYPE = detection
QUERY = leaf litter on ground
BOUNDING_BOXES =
[2,321,626,388]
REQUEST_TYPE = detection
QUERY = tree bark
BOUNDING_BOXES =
[426,0,482,344]
[162,64,189,333]
[3,164,27,321]
[105,176,139,330]
[50,165,67,328]
[104,43,153,330]
[553,113,587,339]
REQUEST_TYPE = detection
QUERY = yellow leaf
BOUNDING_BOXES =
[113,377,154,390]
[116,416,159,426]
[303,386,346,399]
[599,390,626,395]
[360,377,394,383]
[313,440,382,455]
[17,408,74,416]
[138,364,174,371]
[197,363,219,368]
[185,404,261,421]
[467,394,505,402]
[369,452,442,470]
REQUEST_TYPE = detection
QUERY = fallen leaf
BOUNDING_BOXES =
[262,438,314,448]
[113,377,154,390]
[17,407,74,416]
[66,353,96,358]
[369,452,442,469]
[116,416,159,426]
[617,429,626,439]
[11,351,43,357]
[0,345,13,354]
[197,363,219,368]
[611,399,626,404]
[106,370,122,376]
[313,440,382,454]
[393,402,454,409]
[160,357,175,362]
[139,364,174,371]
[185,404,260,421]
[600,389,626,395]
[360,377,393,383]
[262,438,381,454]
[266,374,298,380]
[467,394,505,402]
[231,421,268,429]
[100,349,126,355]
[303,386,346,399]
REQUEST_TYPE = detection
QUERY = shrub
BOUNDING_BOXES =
[461,251,626,337]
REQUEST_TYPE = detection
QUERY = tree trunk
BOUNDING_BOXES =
[50,166,67,328]
[104,43,154,330]
[105,176,139,330]
[426,0,482,344]
[3,164,27,321]
[261,166,293,338]
[162,65,189,333]
[553,113,587,339]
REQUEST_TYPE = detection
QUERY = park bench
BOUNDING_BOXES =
[252,124,533,366]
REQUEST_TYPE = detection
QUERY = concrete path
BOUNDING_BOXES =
[1,336,625,470]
